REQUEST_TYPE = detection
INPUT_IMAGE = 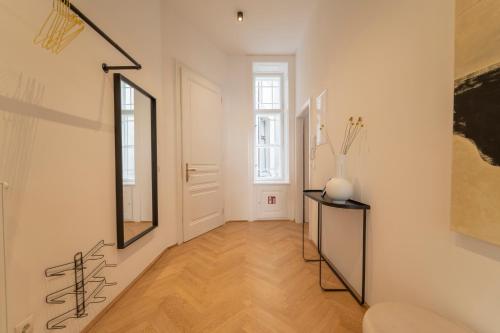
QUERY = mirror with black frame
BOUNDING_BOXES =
[114,74,158,249]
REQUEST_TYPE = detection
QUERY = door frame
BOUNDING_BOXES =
[295,98,311,224]
[175,63,184,245]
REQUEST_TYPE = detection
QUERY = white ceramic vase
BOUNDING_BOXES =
[325,154,353,203]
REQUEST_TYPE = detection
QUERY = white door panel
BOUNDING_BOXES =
[181,67,224,241]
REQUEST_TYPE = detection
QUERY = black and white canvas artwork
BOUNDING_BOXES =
[454,66,500,167]
[452,0,500,246]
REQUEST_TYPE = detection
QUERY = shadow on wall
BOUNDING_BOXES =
[0,74,113,132]
[0,73,42,245]
[0,71,112,265]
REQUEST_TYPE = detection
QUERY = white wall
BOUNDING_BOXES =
[224,56,296,222]
[224,56,253,221]
[296,1,500,332]
[0,0,228,331]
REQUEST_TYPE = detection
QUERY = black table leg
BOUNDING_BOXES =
[361,209,367,305]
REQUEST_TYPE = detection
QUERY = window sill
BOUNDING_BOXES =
[254,181,290,186]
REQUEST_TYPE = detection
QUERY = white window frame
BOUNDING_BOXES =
[253,73,288,184]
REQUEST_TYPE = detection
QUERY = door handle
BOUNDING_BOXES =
[185,163,197,182]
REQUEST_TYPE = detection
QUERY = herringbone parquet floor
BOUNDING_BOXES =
[87,221,366,333]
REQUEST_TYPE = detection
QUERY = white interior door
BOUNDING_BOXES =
[181,67,224,242]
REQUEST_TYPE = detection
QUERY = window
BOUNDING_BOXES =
[254,73,287,182]
[121,81,135,184]
[255,76,281,110]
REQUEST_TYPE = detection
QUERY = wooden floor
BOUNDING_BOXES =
[124,221,153,241]
[88,221,365,333]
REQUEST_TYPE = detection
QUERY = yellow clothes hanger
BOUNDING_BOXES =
[54,11,84,54]
[43,0,67,50]
[34,0,85,54]
[53,1,84,53]
[50,0,74,52]
[35,0,142,71]
[33,0,58,45]
[41,0,62,49]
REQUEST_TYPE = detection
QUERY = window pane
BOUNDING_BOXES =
[121,112,135,183]
[262,86,272,105]
[273,86,280,106]
[256,147,282,180]
[121,81,136,183]
[123,147,135,182]
[255,76,281,110]
[256,114,281,146]
[121,82,134,111]
[255,113,282,181]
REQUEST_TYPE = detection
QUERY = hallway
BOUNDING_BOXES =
[5,1,499,332]
[87,221,365,332]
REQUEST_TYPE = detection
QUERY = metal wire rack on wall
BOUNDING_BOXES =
[45,240,117,330]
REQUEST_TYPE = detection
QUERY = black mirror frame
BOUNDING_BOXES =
[113,73,158,249]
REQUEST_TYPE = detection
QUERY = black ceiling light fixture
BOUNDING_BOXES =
[237,11,244,22]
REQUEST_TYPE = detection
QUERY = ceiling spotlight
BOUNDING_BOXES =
[237,11,244,22]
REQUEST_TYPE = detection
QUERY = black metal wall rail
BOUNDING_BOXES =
[66,1,142,73]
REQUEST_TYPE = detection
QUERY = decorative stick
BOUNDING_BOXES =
[344,121,357,154]
[346,119,360,153]
[341,117,354,154]
[341,119,350,154]
[344,118,357,154]
[345,117,364,154]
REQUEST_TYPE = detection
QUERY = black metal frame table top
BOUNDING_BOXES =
[303,190,370,305]
[304,190,370,210]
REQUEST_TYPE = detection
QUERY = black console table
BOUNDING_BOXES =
[303,190,370,305]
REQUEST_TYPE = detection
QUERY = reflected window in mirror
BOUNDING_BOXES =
[121,82,135,185]
[114,74,158,249]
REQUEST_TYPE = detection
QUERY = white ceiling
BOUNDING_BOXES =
[166,0,319,55]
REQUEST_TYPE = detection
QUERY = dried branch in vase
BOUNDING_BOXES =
[339,116,365,155]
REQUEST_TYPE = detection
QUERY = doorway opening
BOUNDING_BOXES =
[295,99,311,227]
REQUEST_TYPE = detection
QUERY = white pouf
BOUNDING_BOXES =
[363,302,475,333]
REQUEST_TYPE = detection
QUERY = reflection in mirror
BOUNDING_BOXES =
[114,74,157,249]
